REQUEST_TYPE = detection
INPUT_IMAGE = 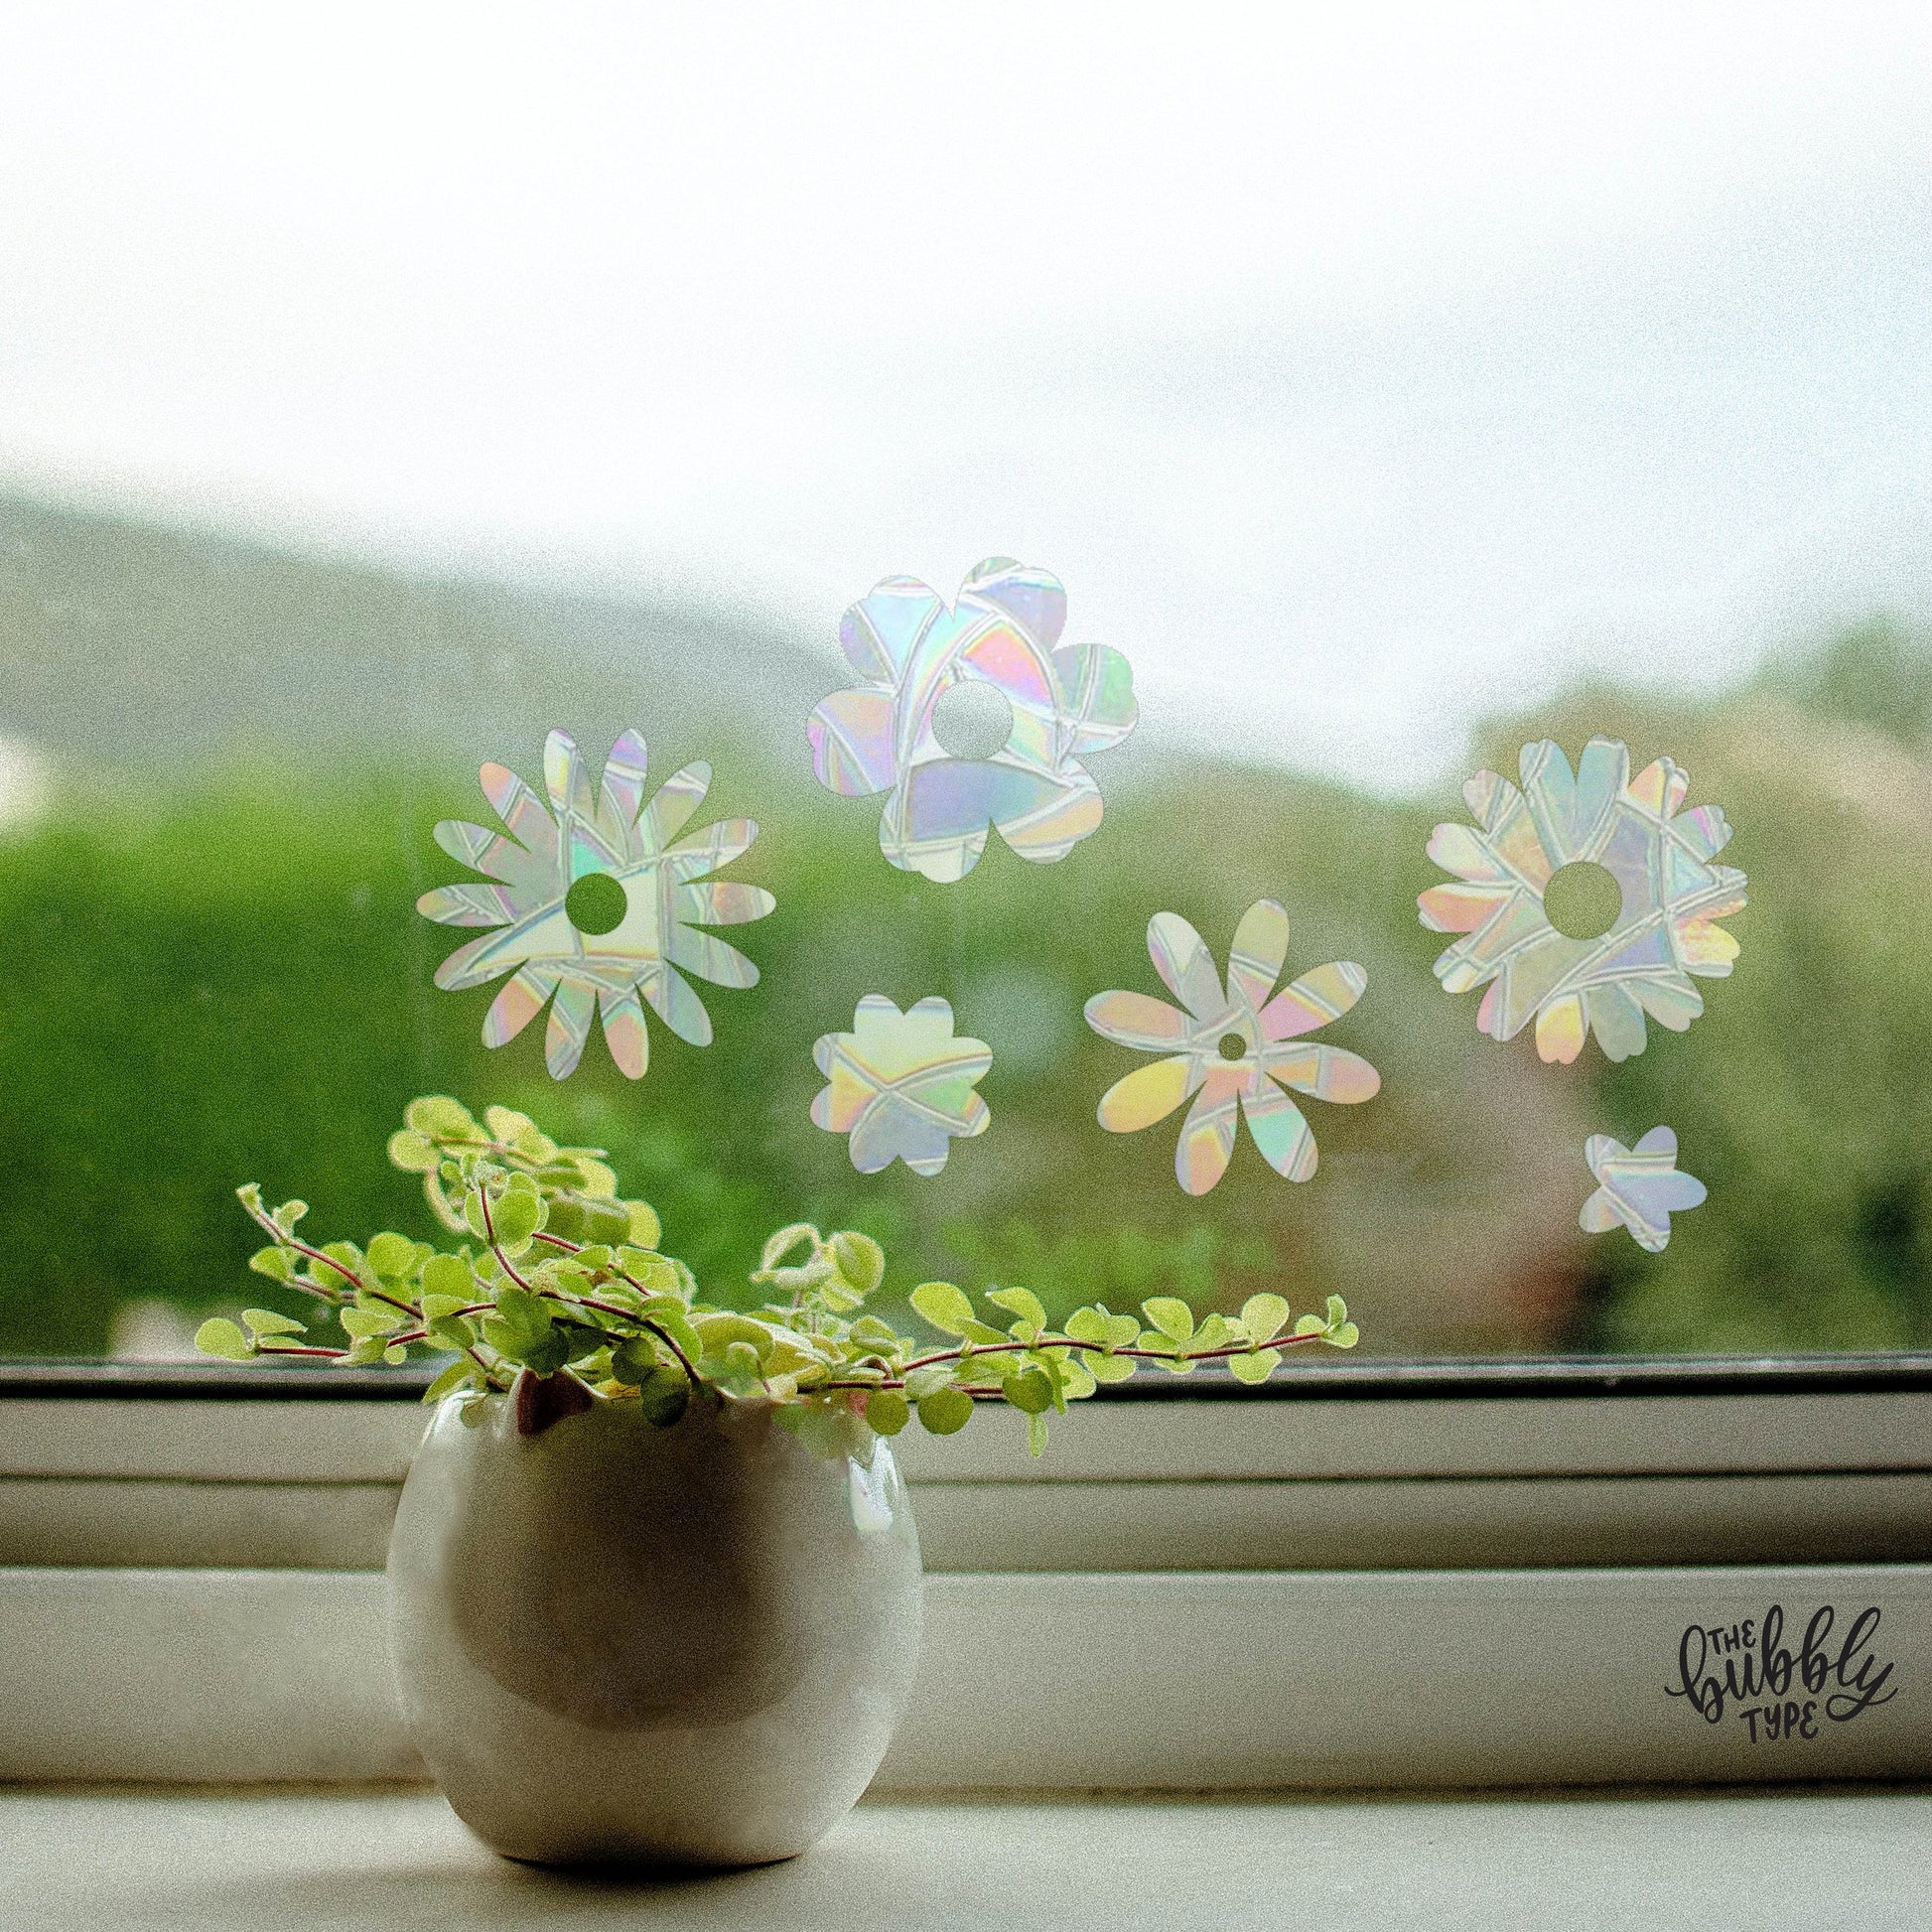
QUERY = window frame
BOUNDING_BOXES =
[5,1357,1929,1789]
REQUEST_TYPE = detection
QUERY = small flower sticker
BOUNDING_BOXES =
[807,557,1138,884]
[1580,1127,1706,1253]
[811,996,992,1174]
[418,729,774,1079]
[1085,899,1380,1195]
[1420,737,1746,1063]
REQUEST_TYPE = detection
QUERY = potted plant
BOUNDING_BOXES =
[199,1096,1360,1867]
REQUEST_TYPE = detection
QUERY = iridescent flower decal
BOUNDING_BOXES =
[811,996,991,1175]
[1580,1127,1706,1253]
[1085,899,1380,1196]
[1419,738,1746,1064]
[418,730,774,1080]
[807,557,1138,884]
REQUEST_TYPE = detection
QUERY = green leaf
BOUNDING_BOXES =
[1239,1294,1290,1346]
[405,1096,480,1141]
[903,1364,956,1399]
[1063,1307,1109,1346]
[625,1200,662,1248]
[482,1104,534,1144]
[494,1284,548,1327]
[1082,1349,1137,1384]
[271,1199,309,1235]
[427,1316,475,1350]
[247,1246,295,1284]
[583,1199,632,1247]
[987,1286,1047,1333]
[909,1280,977,1337]
[866,1389,910,1436]
[916,1387,975,1435]
[759,1223,820,1273]
[341,1336,388,1367]
[1004,1367,1054,1415]
[386,1129,439,1173]
[1294,1313,1326,1336]
[1326,1321,1360,1349]
[610,1335,659,1384]
[241,1308,306,1338]
[365,1231,417,1281]
[638,1364,690,1426]
[541,1198,587,1244]
[419,1253,473,1303]
[829,1230,887,1299]
[321,1241,366,1283]
[421,1358,474,1405]
[1141,1297,1195,1343]
[490,1187,544,1251]
[339,1306,400,1339]
[847,1314,902,1351]
[1058,1355,1098,1401]
[648,1308,704,1368]
[692,1311,777,1360]
[195,1317,252,1362]
[421,1293,472,1321]
[1190,1312,1232,1352]
[1027,1412,1049,1458]
[619,1248,681,1295]
[522,1329,572,1377]
[1227,1348,1282,1385]
[1326,1295,1349,1327]
[382,1343,409,1366]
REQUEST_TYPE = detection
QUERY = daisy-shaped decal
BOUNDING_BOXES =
[418,730,774,1079]
[807,557,1138,884]
[1580,1127,1706,1253]
[1419,737,1746,1064]
[810,996,991,1175]
[1085,899,1380,1196]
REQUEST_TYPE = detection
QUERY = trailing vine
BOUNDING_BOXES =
[199,1096,1359,1454]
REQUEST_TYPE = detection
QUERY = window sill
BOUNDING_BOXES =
[4,1783,1927,1931]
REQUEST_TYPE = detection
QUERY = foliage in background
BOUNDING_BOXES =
[202,1097,1357,1455]
[4,575,1932,1357]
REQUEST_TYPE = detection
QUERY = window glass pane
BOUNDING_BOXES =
[4,9,1928,1361]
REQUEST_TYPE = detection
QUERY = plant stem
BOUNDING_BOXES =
[895,1329,1325,1377]
[483,1193,703,1388]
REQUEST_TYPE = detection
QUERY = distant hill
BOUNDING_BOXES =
[0,493,840,773]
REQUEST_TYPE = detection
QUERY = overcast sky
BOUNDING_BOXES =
[3,1,1930,790]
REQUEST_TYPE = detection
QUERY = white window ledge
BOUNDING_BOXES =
[3,1564,1926,1788]
[4,1784,1927,1932]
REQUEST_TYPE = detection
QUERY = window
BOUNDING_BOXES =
[7,15,1932,1371]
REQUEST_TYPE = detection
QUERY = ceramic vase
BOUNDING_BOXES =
[386,1382,924,1867]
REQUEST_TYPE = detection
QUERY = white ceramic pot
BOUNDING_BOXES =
[386,1383,924,1867]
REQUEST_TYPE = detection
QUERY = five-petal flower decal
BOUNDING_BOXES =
[1580,1127,1706,1252]
[1420,737,1746,1063]
[1085,899,1380,1195]
[807,557,1138,883]
[811,995,992,1174]
[417,729,774,1079]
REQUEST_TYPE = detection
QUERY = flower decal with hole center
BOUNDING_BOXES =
[811,996,991,1174]
[807,556,1138,884]
[1580,1127,1706,1252]
[1419,737,1746,1064]
[1085,899,1380,1195]
[417,729,774,1080]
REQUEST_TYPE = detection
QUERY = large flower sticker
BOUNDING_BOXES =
[1085,899,1380,1196]
[418,730,774,1079]
[1580,1127,1706,1253]
[1419,738,1746,1064]
[811,996,991,1175]
[807,556,1138,884]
